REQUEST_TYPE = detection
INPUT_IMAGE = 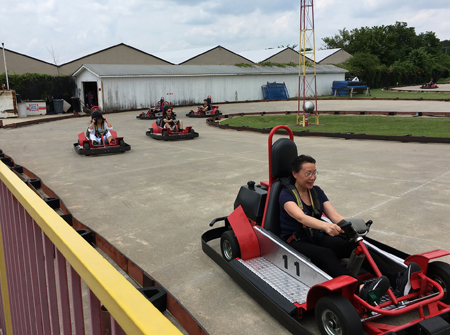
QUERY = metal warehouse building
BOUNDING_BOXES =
[73,64,346,112]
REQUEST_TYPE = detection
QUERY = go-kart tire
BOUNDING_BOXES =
[119,139,126,147]
[162,129,169,141]
[221,230,240,262]
[83,142,90,151]
[427,261,450,304]
[315,295,362,335]
[148,128,153,134]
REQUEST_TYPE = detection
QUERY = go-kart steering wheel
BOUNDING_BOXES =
[337,220,358,241]
[337,218,373,242]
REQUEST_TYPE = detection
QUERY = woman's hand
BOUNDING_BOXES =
[324,224,344,237]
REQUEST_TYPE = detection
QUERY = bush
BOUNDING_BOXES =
[0,73,76,101]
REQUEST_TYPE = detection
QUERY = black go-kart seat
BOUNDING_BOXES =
[263,138,298,236]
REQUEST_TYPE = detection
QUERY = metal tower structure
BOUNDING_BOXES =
[297,0,318,126]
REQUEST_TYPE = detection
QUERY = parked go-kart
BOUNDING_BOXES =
[137,98,169,119]
[186,96,221,117]
[146,118,199,141]
[202,125,450,335]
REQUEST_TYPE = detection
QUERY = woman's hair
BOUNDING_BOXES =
[289,155,316,183]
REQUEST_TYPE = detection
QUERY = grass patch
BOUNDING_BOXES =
[221,114,450,137]
[437,77,450,84]
[319,88,450,100]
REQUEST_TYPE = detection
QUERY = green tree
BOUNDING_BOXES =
[339,52,382,87]
[442,40,450,55]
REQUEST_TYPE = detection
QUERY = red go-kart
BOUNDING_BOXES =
[146,119,199,141]
[74,130,131,156]
[421,83,439,89]
[137,98,169,119]
[202,125,450,335]
[186,96,221,118]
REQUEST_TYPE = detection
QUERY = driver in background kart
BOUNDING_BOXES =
[87,110,114,145]
[162,108,183,131]
[196,99,212,113]
[150,101,162,112]
[279,154,421,302]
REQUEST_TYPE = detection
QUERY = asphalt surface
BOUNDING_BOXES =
[2,100,450,334]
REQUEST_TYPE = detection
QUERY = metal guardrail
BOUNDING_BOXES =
[0,158,182,335]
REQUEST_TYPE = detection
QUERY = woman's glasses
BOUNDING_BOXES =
[304,171,318,178]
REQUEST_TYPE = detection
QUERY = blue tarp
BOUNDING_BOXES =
[261,82,290,100]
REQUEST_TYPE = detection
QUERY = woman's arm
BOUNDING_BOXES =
[322,201,345,224]
[284,201,343,236]
[88,119,95,131]
[104,118,113,129]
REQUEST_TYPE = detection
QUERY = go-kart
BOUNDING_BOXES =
[74,130,131,155]
[186,96,221,118]
[202,125,450,335]
[421,83,439,89]
[146,119,199,141]
[137,98,169,119]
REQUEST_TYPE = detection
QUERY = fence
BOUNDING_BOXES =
[0,159,181,335]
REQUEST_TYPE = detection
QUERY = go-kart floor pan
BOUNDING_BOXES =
[239,257,310,304]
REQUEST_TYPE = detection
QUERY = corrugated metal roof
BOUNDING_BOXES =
[302,48,342,63]
[237,48,294,63]
[74,64,346,77]
[152,46,218,65]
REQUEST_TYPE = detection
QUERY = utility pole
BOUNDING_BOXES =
[2,43,9,90]
[298,0,318,126]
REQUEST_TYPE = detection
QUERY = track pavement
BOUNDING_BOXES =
[1,99,450,334]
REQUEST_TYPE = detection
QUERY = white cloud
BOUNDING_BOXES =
[1,0,449,64]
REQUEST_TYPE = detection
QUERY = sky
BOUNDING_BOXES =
[1,0,449,64]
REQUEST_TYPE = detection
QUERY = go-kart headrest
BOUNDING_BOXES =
[163,104,170,113]
[206,97,211,104]
[271,138,298,179]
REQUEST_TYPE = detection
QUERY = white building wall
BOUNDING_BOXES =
[78,72,345,112]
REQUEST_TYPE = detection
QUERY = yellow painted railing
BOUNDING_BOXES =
[0,160,181,335]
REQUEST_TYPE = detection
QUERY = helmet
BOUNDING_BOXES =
[91,110,103,120]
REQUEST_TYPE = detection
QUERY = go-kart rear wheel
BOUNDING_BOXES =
[427,261,450,304]
[315,295,362,335]
[221,230,240,261]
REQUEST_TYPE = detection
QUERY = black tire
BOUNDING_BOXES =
[83,142,90,151]
[162,129,169,141]
[427,261,450,304]
[119,140,126,147]
[148,128,153,134]
[220,230,240,261]
[315,295,362,335]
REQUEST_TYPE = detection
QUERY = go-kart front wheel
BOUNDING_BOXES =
[315,295,362,335]
[221,230,240,261]
[427,261,450,304]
